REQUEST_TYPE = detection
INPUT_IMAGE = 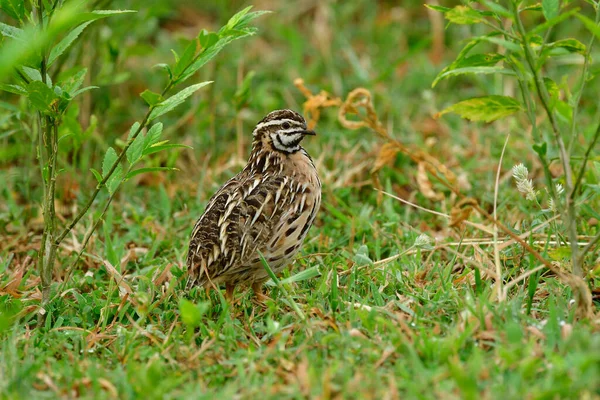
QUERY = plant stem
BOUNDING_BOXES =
[512,5,581,276]
[35,0,60,309]
[53,111,151,246]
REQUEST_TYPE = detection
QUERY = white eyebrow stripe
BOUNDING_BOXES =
[252,118,304,135]
[277,127,305,134]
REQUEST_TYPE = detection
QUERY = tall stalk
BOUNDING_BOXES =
[36,0,60,309]
[512,3,581,276]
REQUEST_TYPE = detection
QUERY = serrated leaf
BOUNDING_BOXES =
[438,95,522,122]
[60,68,87,94]
[22,66,42,83]
[142,143,192,156]
[128,122,141,140]
[0,0,24,21]
[148,82,211,120]
[48,21,93,66]
[26,81,58,113]
[433,65,513,87]
[542,0,560,20]
[0,22,23,39]
[102,146,124,194]
[90,168,102,183]
[126,133,144,165]
[445,6,482,25]
[102,147,118,178]
[143,123,163,149]
[126,167,179,179]
[140,89,163,106]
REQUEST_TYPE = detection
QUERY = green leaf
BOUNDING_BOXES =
[175,9,268,85]
[142,143,192,156]
[0,0,25,21]
[126,133,144,165]
[153,63,172,80]
[148,82,212,120]
[0,83,26,95]
[126,167,179,179]
[26,81,58,113]
[70,86,98,98]
[128,122,141,140]
[433,66,513,88]
[576,13,600,41]
[533,142,547,157]
[555,100,573,124]
[143,123,163,149]
[48,21,93,66]
[530,8,579,35]
[542,0,560,20]
[77,9,137,24]
[424,4,451,13]
[438,95,522,122]
[178,299,207,328]
[140,89,163,107]
[102,147,123,194]
[480,1,512,18]
[198,30,218,48]
[173,39,198,78]
[0,22,23,39]
[90,168,102,183]
[480,36,522,53]
[544,38,586,54]
[102,147,118,178]
[445,6,482,25]
[277,267,321,285]
[60,68,87,94]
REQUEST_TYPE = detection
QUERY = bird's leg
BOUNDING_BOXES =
[225,283,235,303]
[251,282,271,304]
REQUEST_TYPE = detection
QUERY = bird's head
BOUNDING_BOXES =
[252,109,316,153]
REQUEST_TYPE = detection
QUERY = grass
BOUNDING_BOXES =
[1,0,600,398]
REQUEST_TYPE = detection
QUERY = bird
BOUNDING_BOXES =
[186,109,321,302]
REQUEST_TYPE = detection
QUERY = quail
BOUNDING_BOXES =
[187,109,321,302]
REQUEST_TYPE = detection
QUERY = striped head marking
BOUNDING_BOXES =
[252,109,316,153]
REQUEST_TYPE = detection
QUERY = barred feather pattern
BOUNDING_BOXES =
[186,110,321,290]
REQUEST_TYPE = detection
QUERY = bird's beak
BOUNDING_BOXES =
[302,129,316,136]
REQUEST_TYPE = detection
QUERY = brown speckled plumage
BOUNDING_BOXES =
[187,109,321,300]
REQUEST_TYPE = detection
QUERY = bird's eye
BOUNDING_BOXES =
[282,122,291,129]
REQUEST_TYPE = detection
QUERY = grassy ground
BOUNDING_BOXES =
[1,1,599,398]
